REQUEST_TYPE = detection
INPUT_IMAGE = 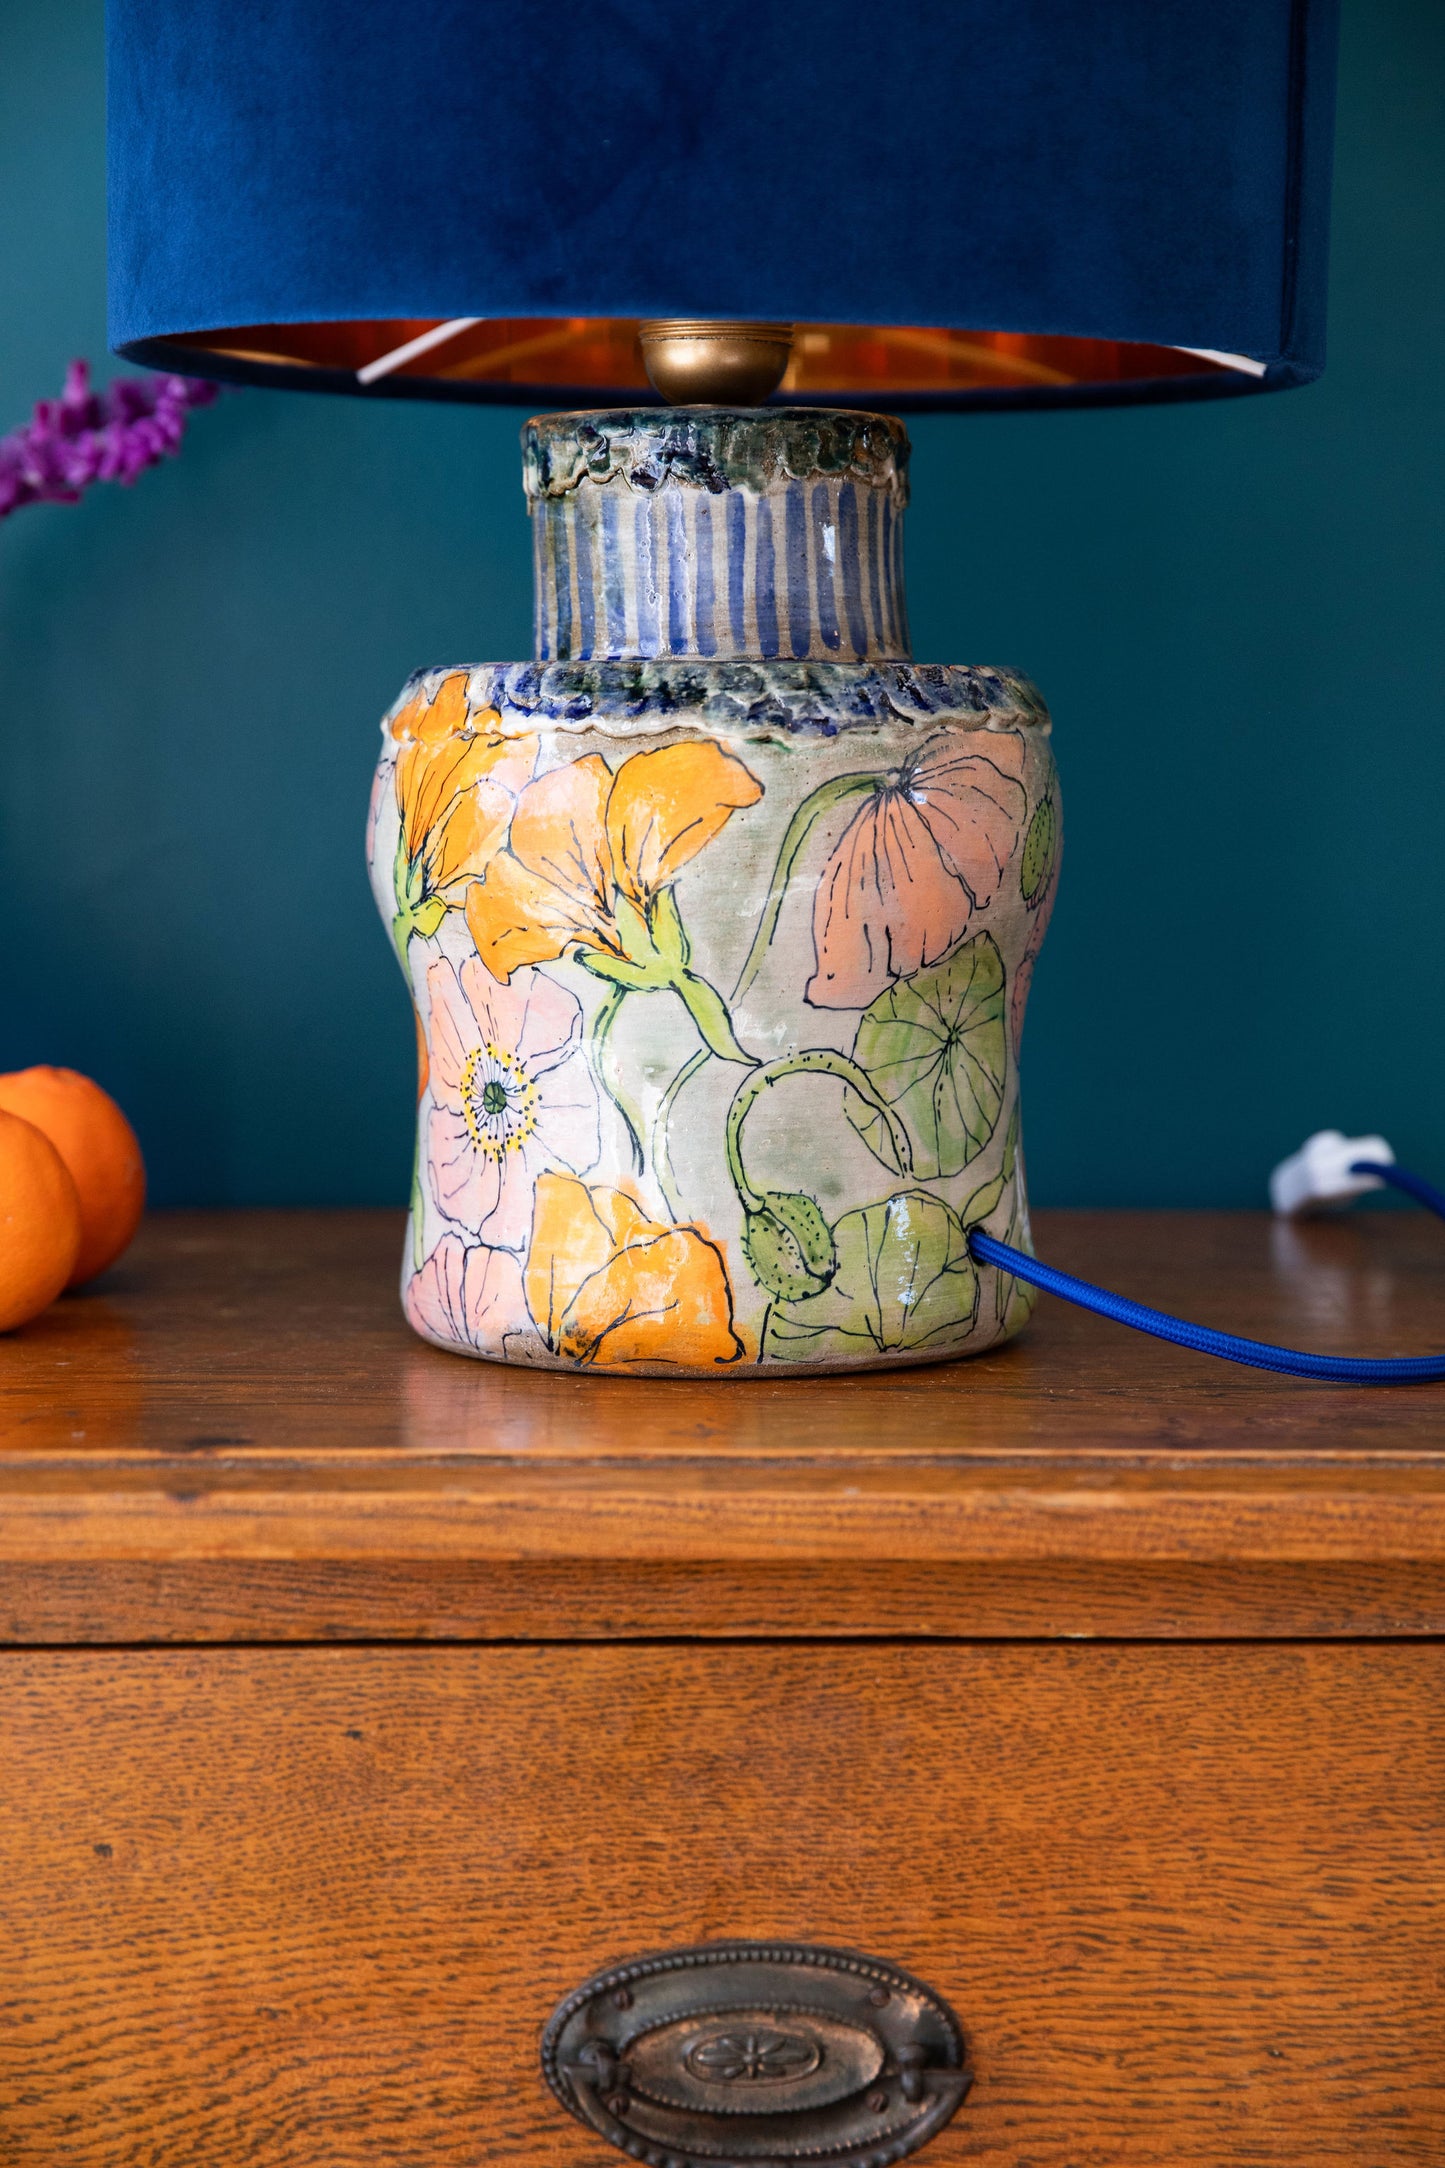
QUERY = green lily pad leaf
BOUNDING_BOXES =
[961,1108,1020,1242]
[987,1159,1036,1330]
[998,1260,1035,1332]
[994,1199,1037,1330]
[847,933,1007,1177]
[1020,795,1058,906]
[957,1170,1006,1229]
[763,1190,978,1363]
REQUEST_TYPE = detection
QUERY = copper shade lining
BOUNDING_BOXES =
[131,317,1247,400]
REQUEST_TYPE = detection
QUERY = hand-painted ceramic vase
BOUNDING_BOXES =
[369,409,1059,1376]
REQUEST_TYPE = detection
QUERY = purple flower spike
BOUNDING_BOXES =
[0,360,219,521]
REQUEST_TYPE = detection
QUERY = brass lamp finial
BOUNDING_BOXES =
[639,320,794,406]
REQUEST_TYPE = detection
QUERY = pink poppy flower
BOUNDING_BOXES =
[807,731,1029,1009]
[404,1233,526,1355]
[426,954,600,1249]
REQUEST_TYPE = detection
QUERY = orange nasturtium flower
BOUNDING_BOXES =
[466,741,762,982]
[525,1171,743,1370]
[390,671,538,946]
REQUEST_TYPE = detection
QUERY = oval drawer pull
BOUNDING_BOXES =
[542,1941,972,2168]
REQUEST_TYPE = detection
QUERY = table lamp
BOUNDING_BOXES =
[108,0,1338,1378]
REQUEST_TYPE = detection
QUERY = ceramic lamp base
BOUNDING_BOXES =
[368,413,1059,1376]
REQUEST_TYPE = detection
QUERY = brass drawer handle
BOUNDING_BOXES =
[541,1941,972,2168]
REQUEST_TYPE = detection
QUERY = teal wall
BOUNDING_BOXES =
[1,0,1441,1207]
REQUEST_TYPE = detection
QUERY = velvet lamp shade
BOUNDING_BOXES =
[108,0,1338,412]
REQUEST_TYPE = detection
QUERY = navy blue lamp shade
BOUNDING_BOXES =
[108,0,1338,412]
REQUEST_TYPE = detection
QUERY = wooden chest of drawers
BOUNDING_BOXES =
[2,1211,1443,2166]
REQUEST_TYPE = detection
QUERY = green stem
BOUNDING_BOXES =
[392,830,421,965]
[651,1046,712,1219]
[584,905,757,1067]
[730,771,877,1007]
[672,967,757,1066]
[392,893,447,962]
[725,1048,913,1209]
[588,982,646,1173]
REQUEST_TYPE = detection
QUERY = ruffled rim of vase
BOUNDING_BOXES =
[522,408,910,506]
[383,660,1050,742]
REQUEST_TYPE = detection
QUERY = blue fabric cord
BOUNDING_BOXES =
[1356,1159,1445,1219]
[967,1162,1445,1384]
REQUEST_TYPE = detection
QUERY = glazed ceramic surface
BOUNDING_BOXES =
[369,411,1059,1375]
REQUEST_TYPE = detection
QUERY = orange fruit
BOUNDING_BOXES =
[0,1109,82,1328]
[0,1067,146,1286]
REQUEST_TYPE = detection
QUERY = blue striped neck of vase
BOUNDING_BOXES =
[523,408,912,667]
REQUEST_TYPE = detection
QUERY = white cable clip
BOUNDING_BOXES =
[1269,1130,1395,1216]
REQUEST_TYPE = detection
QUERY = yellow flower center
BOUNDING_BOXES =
[459,1042,538,1162]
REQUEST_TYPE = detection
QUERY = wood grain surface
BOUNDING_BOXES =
[2,1643,1440,2167]
[2,1211,1445,1640]
[6,1207,1445,1454]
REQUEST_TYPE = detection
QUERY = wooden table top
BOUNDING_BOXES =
[2,1209,1443,1643]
